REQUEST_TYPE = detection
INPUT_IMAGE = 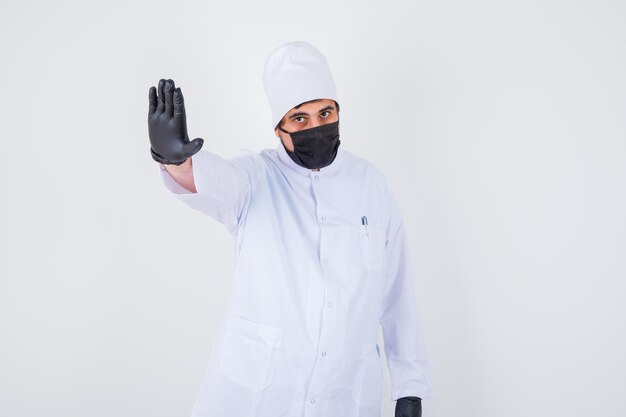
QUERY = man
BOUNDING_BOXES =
[147,41,432,417]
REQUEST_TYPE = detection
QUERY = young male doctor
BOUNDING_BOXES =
[147,41,432,417]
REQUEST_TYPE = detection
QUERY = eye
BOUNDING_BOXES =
[294,116,305,123]
[320,111,330,118]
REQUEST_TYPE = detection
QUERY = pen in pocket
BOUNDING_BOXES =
[361,215,369,237]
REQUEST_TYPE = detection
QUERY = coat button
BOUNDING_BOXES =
[322,258,329,264]
[321,351,327,356]
[321,216,327,221]
[314,175,319,180]
[310,399,316,404]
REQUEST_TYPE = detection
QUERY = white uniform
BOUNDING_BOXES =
[157,141,433,417]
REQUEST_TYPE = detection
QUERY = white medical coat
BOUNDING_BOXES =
[157,142,433,417]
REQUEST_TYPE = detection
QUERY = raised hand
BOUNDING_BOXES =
[148,78,204,165]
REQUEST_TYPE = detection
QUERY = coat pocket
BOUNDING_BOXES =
[360,340,380,359]
[218,314,283,392]
[353,341,383,407]
[359,224,386,273]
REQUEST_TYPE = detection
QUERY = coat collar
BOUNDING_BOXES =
[275,139,346,177]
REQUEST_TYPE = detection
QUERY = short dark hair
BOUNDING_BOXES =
[275,99,340,130]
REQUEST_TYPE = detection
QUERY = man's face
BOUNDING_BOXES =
[274,99,339,152]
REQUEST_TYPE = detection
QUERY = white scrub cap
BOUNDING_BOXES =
[263,41,338,129]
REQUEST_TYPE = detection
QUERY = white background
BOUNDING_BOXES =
[2,1,625,416]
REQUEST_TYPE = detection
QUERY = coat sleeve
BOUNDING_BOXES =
[379,184,433,401]
[157,148,262,235]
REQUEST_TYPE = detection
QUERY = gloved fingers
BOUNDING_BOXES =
[164,78,175,117]
[157,79,166,114]
[173,87,186,117]
[148,86,158,117]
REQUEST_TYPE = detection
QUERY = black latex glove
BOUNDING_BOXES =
[148,78,204,165]
[395,396,422,417]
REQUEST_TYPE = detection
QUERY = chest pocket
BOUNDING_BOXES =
[359,224,386,273]
[218,313,283,392]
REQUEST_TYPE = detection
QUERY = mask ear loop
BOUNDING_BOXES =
[277,125,291,134]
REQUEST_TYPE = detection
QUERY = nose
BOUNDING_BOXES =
[309,118,322,128]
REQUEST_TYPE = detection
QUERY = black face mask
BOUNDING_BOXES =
[278,120,341,170]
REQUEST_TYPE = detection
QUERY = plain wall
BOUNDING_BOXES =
[1,0,625,416]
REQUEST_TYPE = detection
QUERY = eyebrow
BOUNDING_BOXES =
[288,105,335,119]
